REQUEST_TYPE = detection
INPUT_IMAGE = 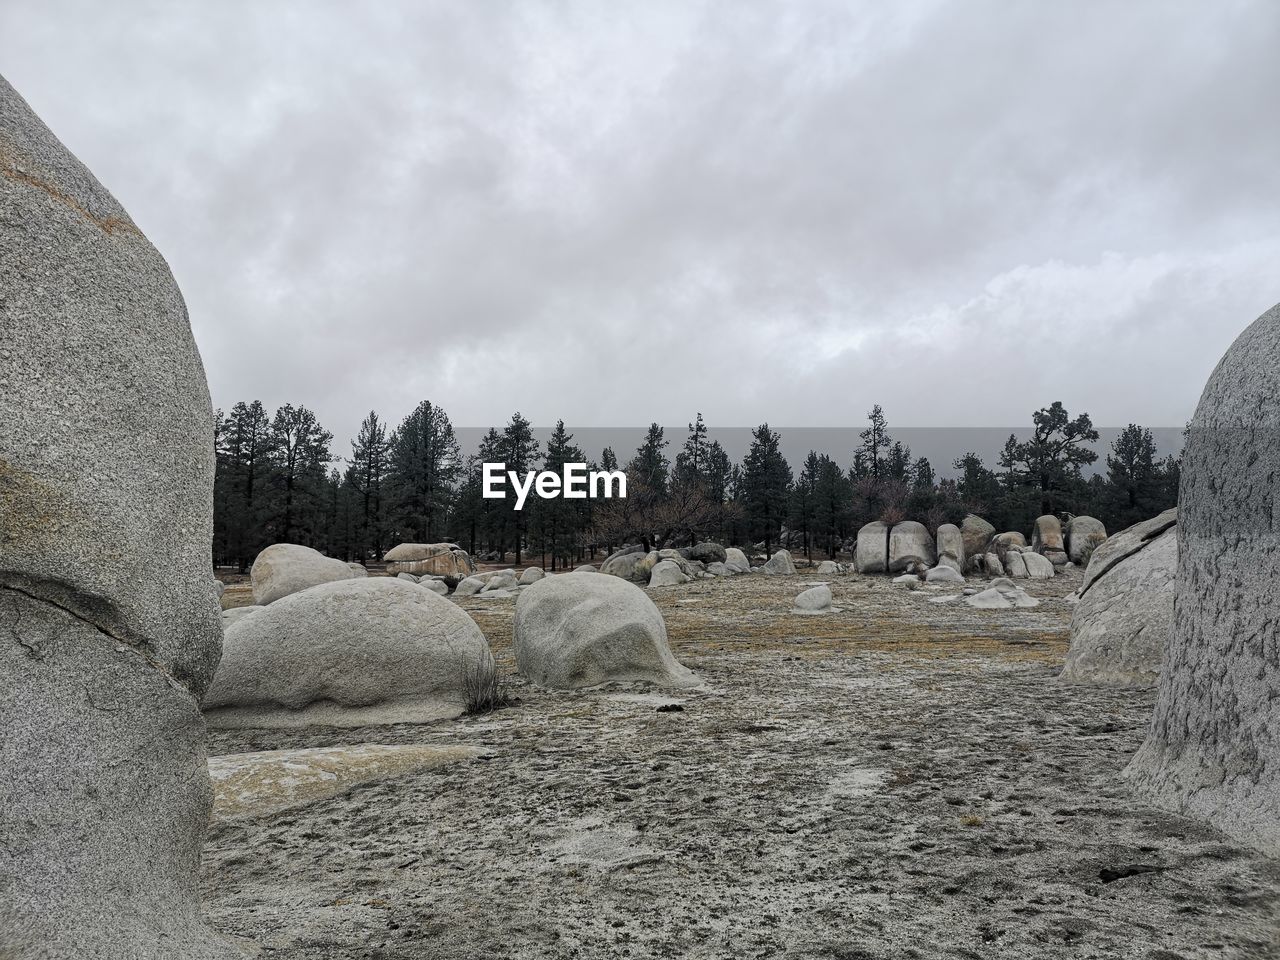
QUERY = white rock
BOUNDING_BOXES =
[925,565,965,584]
[514,574,698,689]
[761,549,797,575]
[793,584,834,614]
[519,567,545,585]
[250,543,359,606]
[649,559,691,587]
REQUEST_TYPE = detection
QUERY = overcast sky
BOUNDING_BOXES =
[3,1,1278,458]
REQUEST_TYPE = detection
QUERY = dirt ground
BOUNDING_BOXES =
[204,569,1280,959]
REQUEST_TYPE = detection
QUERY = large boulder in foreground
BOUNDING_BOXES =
[0,75,237,957]
[251,543,358,605]
[383,542,475,584]
[1126,304,1280,856]
[1061,509,1177,688]
[203,578,494,728]
[514,574,697,689]
[888,521,936,573]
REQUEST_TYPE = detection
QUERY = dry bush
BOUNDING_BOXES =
[462,655,513,715]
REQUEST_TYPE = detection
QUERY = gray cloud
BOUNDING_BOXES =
[2,0,1277,459]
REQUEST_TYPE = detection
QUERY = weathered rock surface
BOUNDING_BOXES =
[203,578,494,728]
[815,560,841,575]
[1126,304,1280,856]
[960,514,996,564]
[454,576,486,597]
[514,575,697,689]
[723,548,752,575]
[888,522,936,573]
[383,542,475,583]
[1065,516,1108,565]
[222,606,264,627]
[990,532,1028,563]
[209,743,485,824]
[1062,510,1177,688]
[761,550,797,575]
[518,567,545,585]
[0,74,237,957]
[935,524,965,572]
[1022,552,1056,580]
[601,550,647,581]
[856,521,891,574]
[251,543,358,606]
[688,542,728,565]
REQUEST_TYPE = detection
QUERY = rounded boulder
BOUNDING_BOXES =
[203,578,494,728]
[514,574,697,689]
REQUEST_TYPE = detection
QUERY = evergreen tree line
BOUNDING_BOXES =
[213,399,1180,568]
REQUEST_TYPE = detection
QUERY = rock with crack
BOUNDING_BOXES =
[855,521,891,574]
[514,574,698,689]
[1126,303,1280,856]
[0,74,241,957]
[203,578,494,728]
[251,543,359,605]
[1061,509,1177,688]
[960,514,996,568]
[888,521,937,573]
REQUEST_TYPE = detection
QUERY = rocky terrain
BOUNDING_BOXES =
[205,570,1280,959]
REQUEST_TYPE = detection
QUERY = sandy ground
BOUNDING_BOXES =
[205,569,1280,959]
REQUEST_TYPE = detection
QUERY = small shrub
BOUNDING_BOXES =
[462,656,513,715]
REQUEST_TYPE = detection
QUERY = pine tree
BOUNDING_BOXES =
[346,410,392,561]
[387,401,461,543]
[858,405,892,481]
[214,400,274,570]
[740,423,791,555]
[266,404,334,545]
[1009,401,1099,515]
[674,413,709,486]
[532,420,586,570]
[629,424,670,496]
[790,451,821,559]
[500,412,541,564]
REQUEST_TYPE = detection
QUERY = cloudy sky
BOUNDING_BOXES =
[3,1,1277,456]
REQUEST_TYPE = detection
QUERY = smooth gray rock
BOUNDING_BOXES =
[1022,552,1056,579]
[990,532,1028,563]
[203,578,493,728]
[1065,516,1108,565]
[397,572,420,583]
[0,74,237,957]
[1062,511,1177,688]
[723,548,751,574]
[514,574,697,689]
[518,567,545,585]
[688,541,728,565]
[251,543,358,605]
[574,564,598,574]
[888,522,936,573]
[601,550,647,581]
[761,549,797,575]
[346,562,369,577]
[925,565,965,584]
[855,521,890,574]
[815,560,841,575]
[454,575,486,597]
[1125,305,1280,856]
[793,584,834,613]
[649,560,691,587]
[982,552,1005,577]
[214,579,226,600]
[421,578,449,596]
[960,514,996,565]
[1032,515,1065,553]
[965,577,1039,609]
[706,562,730,576]
[935,524,965,572]
[480,569,518,593]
